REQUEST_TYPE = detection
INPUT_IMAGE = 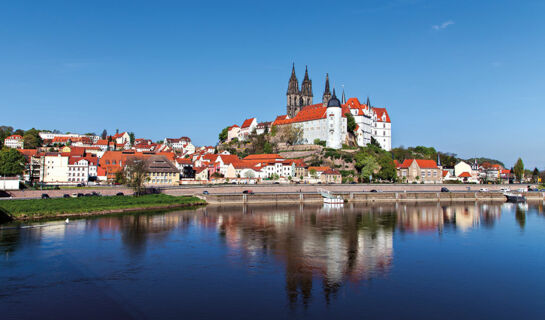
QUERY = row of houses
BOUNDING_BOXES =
[395,158,512,184]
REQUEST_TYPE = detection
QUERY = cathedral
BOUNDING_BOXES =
[228,65,392,151]
[280,64,392,150]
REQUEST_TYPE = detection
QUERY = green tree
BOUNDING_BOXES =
[270,125,278,137]
[101,129,108,140]
[263,141,273,154]
[377,153,397,182]
[355,153,379,182]
[0,126,14,148]
[345,112,356,133]
[0,148,26,176]
[219,126,229,143]
[532,168,539,183]
[369,137,381,149]
[23,128,42,149]
[128,132,135,146]
[513,158,524,182]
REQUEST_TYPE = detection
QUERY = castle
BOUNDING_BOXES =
[228,65,392,151]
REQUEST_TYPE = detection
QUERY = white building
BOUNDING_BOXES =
[273,95,391,150]
[4,135,24,149]
[227,125,240,142]
[41,154,69,183]
[239,118,258,141]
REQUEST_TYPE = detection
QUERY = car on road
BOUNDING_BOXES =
[202,191,209,195]
[479,188,489,192]
[63,194,70,198]
[77,193,84,198]
[242,190,254,194]
[0,191,11,198]
[500,187,510,192]
[71,193,78,198]
[41,194,50,199]
[441,187,450,192]
[369,189,378,193]
[116,192,124,196]
[91,191,101,196]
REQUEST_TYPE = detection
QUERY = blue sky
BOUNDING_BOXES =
[1,0,544,168]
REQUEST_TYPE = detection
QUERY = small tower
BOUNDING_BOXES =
[341,87,346,105]
[326,89,343,149]
[300,66,313,107]
[437,153,442,167]
[287,63,300,118]
[322,73,332,106]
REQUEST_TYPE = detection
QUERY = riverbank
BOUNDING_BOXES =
[200,191,545,205]
[0,194,206,222]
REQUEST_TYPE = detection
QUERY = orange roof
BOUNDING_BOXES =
[176,158,192,165]
[442,170,449,177]
[399,159,438,169]
[374,108,391,123]
[458,171,472,178]
[244,154,283,161]
[218,154,241,165]
[323,168,340,175]
[241,118,255,129]
[228,125,239,130]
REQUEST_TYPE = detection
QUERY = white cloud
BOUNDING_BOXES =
[432,20,454,30]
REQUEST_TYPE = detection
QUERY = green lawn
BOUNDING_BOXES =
[0,194,205,218]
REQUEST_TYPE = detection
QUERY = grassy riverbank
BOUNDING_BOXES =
[0,194,206,220]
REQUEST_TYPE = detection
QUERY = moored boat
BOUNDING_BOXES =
[504,193,526,203]
[318,188,344,205]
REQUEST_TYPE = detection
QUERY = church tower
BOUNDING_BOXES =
[287,64,301,118]
[300,66,313,107]
[322,73,332,106]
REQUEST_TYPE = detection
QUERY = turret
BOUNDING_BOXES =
[322,73,332,106]
[286,63,301,118]
[300,66,313,106]
[326,89,343,149]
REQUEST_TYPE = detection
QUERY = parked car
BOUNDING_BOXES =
[71,193,78,198]
[41,194,50,199]
[479,188,489,192]
[441,187,450,192]
[500,187,510,192]
[242,190,254,194]
[116,192,124,196]
[370,189,378,193]
[350,182,357,184]
[84,193,93,197]
[91,191,101,196]
[202,191,209,195]
[0,191,11,198]
[77,193,84,198]
[63,194,70,198]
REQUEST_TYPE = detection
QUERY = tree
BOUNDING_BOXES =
[355,153,379,182]
[0,126,14,148]
[309,169,317,178]
[532,168,540,183]
[369,137,381,149]
[23,128,42,149]
[345,113,357,133]
[101,129,108,140]
[513,158,524,182]
[124,157,149,196]
[280,125,304,145]
[128,132,135,146]
[219,126,229,143]
[0,148,26,176]
[263,141,273,154]
[270,125,278,137]
[377,153,397,182]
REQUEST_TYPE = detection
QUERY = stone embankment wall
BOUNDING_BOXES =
[7,187,133,199]
[198,191,544,205]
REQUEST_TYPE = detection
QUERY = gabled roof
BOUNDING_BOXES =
[458,171,472,178]
[398,159,438,169]
[228,125,240,130]
[323,168,341,175]
[218,154,241,165]
[175,158,192,165]
[374,108,391,123]
[241,118,256,129]
[5,135,23,140]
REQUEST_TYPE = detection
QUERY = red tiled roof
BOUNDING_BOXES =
[374,108,391,123]
[399,159,438,169]
[228,125,239,130]
[244,154,283,161]
[175,158,192,165]
[458,171,472,178]
[241,118,255,129]
[442,170,449,177]
[323,168,340,175]
[218,154,241,165]
[5,135,23,140]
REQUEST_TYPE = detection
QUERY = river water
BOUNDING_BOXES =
[1,202,545,319]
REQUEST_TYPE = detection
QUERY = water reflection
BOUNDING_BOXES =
[1,201,544,311]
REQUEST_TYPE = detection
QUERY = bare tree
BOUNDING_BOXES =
[279,125,304,146]
[124,157,149,196]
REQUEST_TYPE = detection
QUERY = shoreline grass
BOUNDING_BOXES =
[0,194,206,220]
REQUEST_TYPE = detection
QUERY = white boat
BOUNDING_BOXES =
[318,188,344,204]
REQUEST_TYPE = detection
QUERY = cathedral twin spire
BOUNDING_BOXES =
[286,64,313,118]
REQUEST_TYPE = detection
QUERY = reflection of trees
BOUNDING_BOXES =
[515,207,526,230]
